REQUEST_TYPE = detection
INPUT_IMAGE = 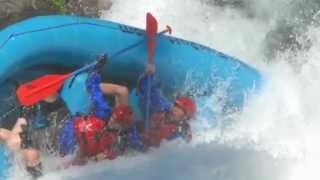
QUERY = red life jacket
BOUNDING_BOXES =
[74,115,119,159]
[144,112,192,147]
[150,112,177,139]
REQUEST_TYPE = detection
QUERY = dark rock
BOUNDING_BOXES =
[0,0,112,29]
[211,0,245,8]
[263,0,320,60]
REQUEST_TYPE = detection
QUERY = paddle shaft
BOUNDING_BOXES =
[72,61,99,75]
[144,13,158,129]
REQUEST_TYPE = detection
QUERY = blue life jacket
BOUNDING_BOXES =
[137,73,173,118]
[86,72,112,120]
[60,73,92,116]
[60,71,112,118]
[59,117,77,155]
[127,125,147,152]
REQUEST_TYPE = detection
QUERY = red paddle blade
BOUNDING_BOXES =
[17,73,72,106]
[146,13,158,36]
[146,13,158,64]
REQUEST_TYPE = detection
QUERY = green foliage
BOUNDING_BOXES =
[51,0,68,14]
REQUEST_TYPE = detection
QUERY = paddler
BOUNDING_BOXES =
[131,63,197,149]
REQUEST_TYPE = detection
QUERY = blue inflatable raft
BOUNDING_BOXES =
[0,15,262,178]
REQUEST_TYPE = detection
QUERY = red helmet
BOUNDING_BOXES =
[175,96,197,119]
[111,105,134,129]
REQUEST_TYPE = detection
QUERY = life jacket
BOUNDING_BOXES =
[61,73,92,116]
[74,115,126,159]
[136,73,173,119]
[59,117,77,156]
[100,128,128,160]
[61,72,112,119]
[144,112,192,147]
[127,124,148,152]
[59,72,112,156]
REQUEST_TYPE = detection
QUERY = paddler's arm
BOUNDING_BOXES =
[93,54,129,106]
[99,83,129,106]
[137,64,173,113]
[137,63,156,94]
